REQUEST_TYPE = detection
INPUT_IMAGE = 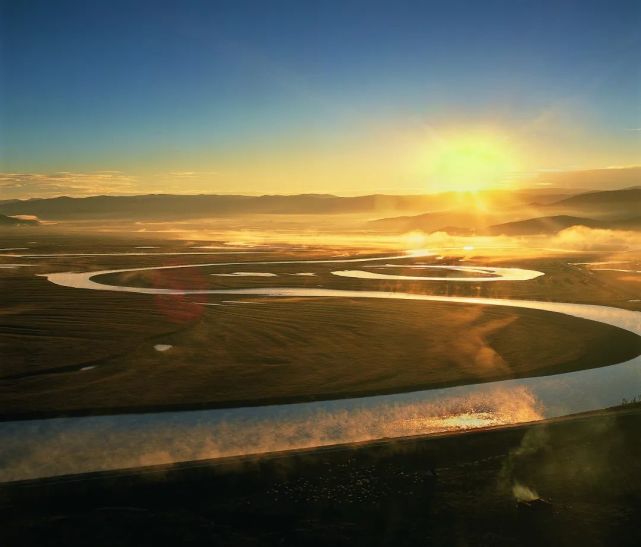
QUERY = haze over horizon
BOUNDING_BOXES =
[1,0,640,199]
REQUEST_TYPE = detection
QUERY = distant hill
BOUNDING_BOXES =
[371,210,641,236]
[487,215,602,235]
[0,189,578,222]
[366,187,641,234]
[610,216,641,230]
[545,188,641,218]
[370,213,608,236]
[0,194,453,221]
[1,187,624,224]
[0,214,39,226]
[368,211,498,233]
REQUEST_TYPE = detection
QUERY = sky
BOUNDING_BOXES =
[1,0,640,198]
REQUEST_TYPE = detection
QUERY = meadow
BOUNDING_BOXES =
[1,233,639,419]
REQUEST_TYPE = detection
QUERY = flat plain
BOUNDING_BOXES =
[1,232,640,418]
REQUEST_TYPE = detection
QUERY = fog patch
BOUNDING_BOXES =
[550,226,641,251]
[512,482,539,502]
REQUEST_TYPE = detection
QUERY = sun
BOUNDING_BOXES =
[418,133,518,193]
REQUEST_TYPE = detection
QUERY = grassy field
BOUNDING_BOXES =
[1,233,640,418]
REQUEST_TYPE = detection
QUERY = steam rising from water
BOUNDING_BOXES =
[512,482,540,502]
[0,386,541,482]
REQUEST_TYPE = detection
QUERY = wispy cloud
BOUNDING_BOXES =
[162,171,222,179]
[0,170,232,199]
[524,165,641,189]
[0,171,138,199]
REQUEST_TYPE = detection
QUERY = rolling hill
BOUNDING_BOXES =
[487,215,603,235]
[0,194,443,220]
[368,211,499,233]
[0,188,583,222]
[369,187,641,234]
[543,188,641,218]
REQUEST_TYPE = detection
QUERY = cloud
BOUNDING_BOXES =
[9,214,39,221]
[549,226,641,251]
[0,171,138,199]
[524,165,641,189]
[400,226,641,254]
[0,170,231,199]
[158,170,221,177]
[401,230,518,251]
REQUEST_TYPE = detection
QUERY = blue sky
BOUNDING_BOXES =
[1,0,640,196]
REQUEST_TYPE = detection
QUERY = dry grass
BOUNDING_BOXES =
[1,234,639,417]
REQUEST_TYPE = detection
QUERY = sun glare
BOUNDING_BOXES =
[419,133,518,193]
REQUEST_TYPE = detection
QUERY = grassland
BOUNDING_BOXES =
[1,233,640,418]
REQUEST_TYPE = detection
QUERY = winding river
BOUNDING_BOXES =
[0,250,639,482]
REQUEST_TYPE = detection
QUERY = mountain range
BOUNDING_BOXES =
[0,187,639,235]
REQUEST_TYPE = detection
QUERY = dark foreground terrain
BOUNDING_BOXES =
[2,404,641,547]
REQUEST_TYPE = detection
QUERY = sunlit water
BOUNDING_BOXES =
[332,264,543,282]
[0,251,639,482]
[212,272,278,277]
